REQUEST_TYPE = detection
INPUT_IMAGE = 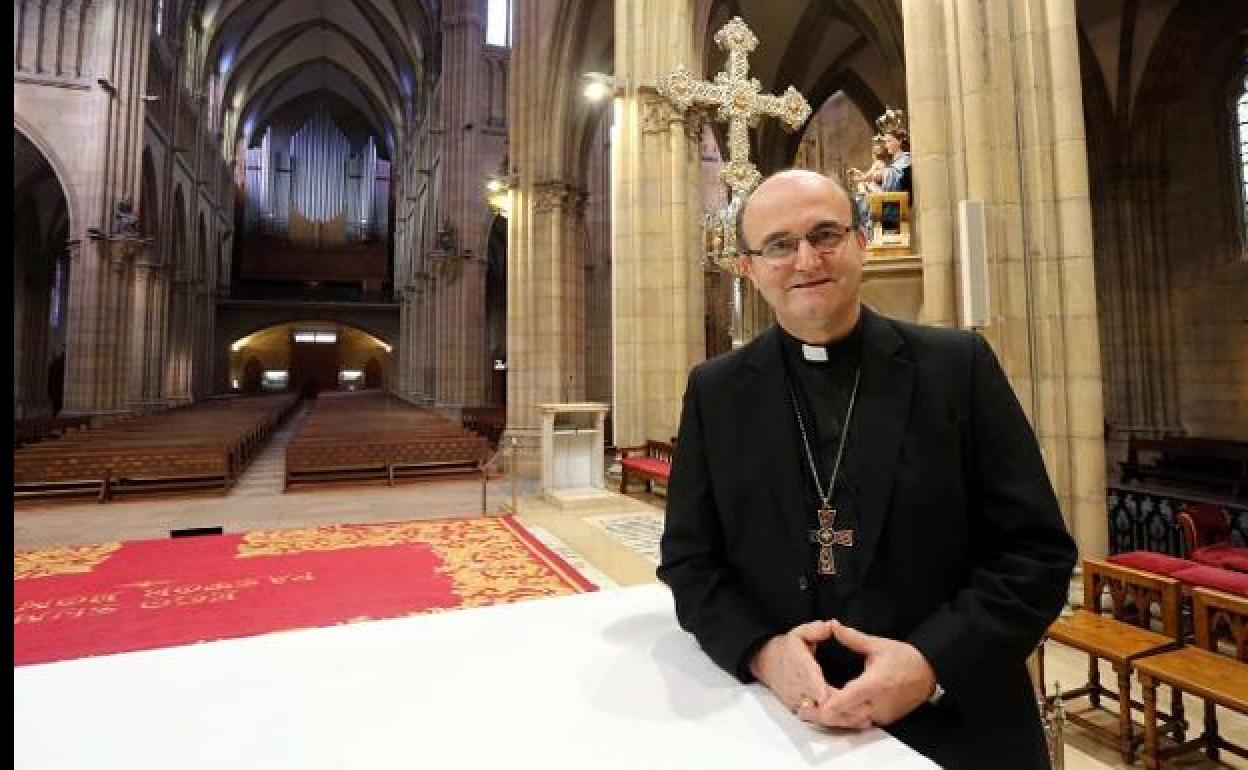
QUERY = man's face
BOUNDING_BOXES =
[739,173,865,336]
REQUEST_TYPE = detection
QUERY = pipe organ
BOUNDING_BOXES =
[243,107,391,248]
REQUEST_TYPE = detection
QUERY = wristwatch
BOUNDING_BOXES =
[927,682,946,705]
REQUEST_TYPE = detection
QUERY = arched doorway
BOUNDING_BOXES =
[13,128,71,418]
[485,214,507,406]
[227,321,393,397]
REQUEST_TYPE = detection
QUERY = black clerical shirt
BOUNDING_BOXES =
[778,318,865,601]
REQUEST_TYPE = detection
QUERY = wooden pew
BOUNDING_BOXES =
[618,440,675,494]
[1121,437,1248,499]
[12,394,296,501]
[284,393,492,490]
[1041,558,1185,764]
[1135,588,1248,769]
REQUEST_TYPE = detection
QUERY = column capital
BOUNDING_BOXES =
[638,86,683,135]
[533,180,586,212]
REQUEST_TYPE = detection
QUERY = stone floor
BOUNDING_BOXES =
[12,475,1247,768]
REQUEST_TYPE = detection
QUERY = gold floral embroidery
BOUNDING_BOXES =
[14,543,122,580]
[237,517,589,607]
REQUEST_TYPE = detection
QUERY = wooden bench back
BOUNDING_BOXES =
[1191,587,1248,661]
[1082,557,1183,638]
[14,449,228,482]
[644,440,675,464]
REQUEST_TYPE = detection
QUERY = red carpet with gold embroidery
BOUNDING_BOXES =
[14,515,595,666]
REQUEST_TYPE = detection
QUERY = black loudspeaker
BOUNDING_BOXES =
[170,526,224,538]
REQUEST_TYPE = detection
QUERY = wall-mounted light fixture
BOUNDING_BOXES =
[581,72,615,103]
[485,169,514,217]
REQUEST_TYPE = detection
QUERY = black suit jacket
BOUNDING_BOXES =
[658,308,1076,769]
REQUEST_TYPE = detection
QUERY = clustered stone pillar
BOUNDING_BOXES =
[428,1,497,410]
[397,284,419,397]
[609,0,705,449]
[126,255,162,407]
[60,0,155,416]
[903,0,1107,558]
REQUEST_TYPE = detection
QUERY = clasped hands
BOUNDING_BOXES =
[749,620,937,730]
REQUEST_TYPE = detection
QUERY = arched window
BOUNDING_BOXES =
[487,0,511,48]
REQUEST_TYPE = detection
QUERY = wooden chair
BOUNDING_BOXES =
[1041,558,1185,763]
[1135,587,1248,769]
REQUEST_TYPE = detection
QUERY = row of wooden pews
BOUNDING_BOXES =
[14,415,94,448]
[14,394,298,502]
[284,392,493,489]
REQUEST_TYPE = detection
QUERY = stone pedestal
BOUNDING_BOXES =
[538,402,615,510]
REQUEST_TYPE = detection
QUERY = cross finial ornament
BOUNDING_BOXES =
[809,505,854,576]
[658,16,812,272]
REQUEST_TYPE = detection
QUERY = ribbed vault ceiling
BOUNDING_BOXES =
[202,0,438,155]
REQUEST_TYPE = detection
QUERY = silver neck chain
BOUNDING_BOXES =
[789,367,861,509]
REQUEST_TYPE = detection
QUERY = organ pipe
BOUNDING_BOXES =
[241,106,391,245]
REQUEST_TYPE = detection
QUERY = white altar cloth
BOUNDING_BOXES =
[14,584,938,769]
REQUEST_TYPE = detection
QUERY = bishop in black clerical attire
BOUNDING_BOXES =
[658,170,1076,769]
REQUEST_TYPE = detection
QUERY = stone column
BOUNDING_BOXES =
[398,284,418,397]
[609,73,705,447]
[60,0,154,415]
[163,276,193,404]
[61,238,100,414]
[902,1,958,326]
[419,271,437,402]
[126,256,156,407]
[902,0,1106,557]
[145,261,171,402]
[431,0,498,408]
[195,285,215,398]
[503,179,590,471]
[102,245,133,410]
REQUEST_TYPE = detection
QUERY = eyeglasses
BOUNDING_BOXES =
[742,224,853,262]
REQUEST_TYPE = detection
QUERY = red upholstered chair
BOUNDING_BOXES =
[1109,551,1197,577]
[1178,504,1248,574]
[1172,564,1248,598]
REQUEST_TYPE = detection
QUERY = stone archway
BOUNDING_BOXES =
[485,213,508,407]
[13,128,71,418]
[224,319,396,396]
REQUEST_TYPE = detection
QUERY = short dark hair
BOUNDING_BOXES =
[736,171,863,254]
[885,129,910,152]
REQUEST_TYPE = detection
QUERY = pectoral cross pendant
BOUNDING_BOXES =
[809,504,854,576]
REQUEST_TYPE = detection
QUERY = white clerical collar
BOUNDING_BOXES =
[801,344,829,362]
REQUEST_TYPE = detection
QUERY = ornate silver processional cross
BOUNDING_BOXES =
[658,17,812,273]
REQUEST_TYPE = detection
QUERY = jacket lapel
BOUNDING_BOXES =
[738,327,812,550]
[851,308,915,577]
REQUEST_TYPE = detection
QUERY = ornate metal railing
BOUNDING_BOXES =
[1107,485,1248,555]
